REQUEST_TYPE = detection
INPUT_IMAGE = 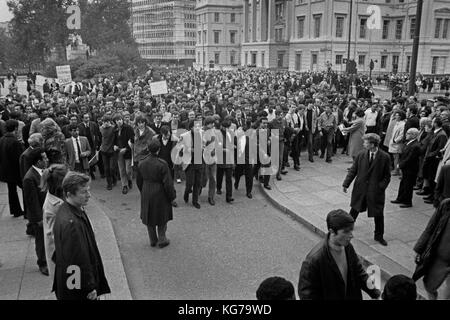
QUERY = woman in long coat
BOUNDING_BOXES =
[137,139,177,248]
[389,110,406,176]
[342,108,366,160]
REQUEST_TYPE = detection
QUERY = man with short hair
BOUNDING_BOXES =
[78,112,103,179]
[113,114,134,194]
[298,209,381,300]
[65,125,91,173]
[256,277,296,300]
[52,172,111,300]
[318,104,337,163]
[343,133,391,246]
[382,275,417,300]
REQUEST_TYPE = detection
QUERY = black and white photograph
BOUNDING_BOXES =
[0,0,450,307]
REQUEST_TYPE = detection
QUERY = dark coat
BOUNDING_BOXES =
[413,199,450,281]
[343,149,391,217]
[19,146,34,180]
[298,235,380,300]
[52,202,111,300]
[435,165,450,206]
[137,153,176,227]
[0,133,24,185]
[23,167,46,223]
[399,140,421,173]
[78,121,101,150]
[423,129,448,180]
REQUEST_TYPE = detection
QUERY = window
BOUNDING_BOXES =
[275,28,283,42]
[312,53,318,65]
[295,53,302,71]
[275,3,284,20]
[335,55,343,65]
[392,55,399,73]
[277,52,284,68]
[230,31,236,44]
[360,18,367,39]
[261,52,265,67]
[358,55,366,66]
[251,52,257,65]
[336,16,344,38]
[435,18,442,38]
[203,30,207,43]
[215,53,220,64]
[214,13,220,22]
[231,13,235,23]
[198,31,201,44]
[230,52,235,65]
[198,52,201,63]
[431,57,438,74]
[203,52,206,65]
[381,55,387,68]
[443,19,449,39]
[410,18,416,39]
[297,16,305,38]
[314,15,321,38]
[395,19,403,40]
[382,20,390,39]
[214,31,220,44]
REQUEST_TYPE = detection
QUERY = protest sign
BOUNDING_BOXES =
[17,81,28,96]
[150,81,168,96]
[35,75,46,93]
[56,65,72,85]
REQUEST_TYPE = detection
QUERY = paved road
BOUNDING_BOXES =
[91,179,322,300]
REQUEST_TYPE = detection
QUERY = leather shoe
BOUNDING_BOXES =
[281,169,288,175]
[122,186,128,195]
[374,237,388,246]
[390,199,403,204]
[416,190,430,196]
[150,242,157,247]
[424,199,434,204]
[217,190,222,195]
[400,204,413,208]
[294,165,300,171]
[208,198,215,206]
[423,195,434,202]
[264,185,272,190]
[226,198,234,203]
[13,211,24,218]
[309,158,314,163]
[276,175,282,181]
[234,183,239,190]
[39,266,49,276]
[326,159,332,163]
[193,203,201,209]
[106,185,112,191]
[247,193,253,199]
[128,180,133,189]
[158,240,170,248]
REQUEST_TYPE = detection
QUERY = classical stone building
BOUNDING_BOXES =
[195,0,243,68]
[131,0,197,65]
[241,0,450,75]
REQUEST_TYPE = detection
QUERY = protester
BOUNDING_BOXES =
[382,275,417,300]
[256,277,296,300]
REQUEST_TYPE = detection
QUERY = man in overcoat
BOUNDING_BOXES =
[52,172,110,300]
[137,139,177,248]
[298,209,381,300]
[391,128,421,208]
[343,133,391,246]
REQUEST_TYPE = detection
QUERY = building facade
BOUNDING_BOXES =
[241,0,450,75]
[131,0,197,65]
[195,0,243,68]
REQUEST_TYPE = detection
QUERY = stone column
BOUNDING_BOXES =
[268,0,275,41]
[260,0,268,42]
[252,0,257,42]
[243,0,249,43]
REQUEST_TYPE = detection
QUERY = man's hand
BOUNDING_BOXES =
[113,145,119,152]
[87,289,97,300]
[343,187,347,193]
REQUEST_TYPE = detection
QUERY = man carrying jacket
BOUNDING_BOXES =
[298,209,381,300]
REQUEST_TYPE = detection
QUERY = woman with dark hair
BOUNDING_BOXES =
[379,103,393,153]
[133,115,155,167]
[342,108,366,161]
[389,110,406,176]
[41,164,69,280]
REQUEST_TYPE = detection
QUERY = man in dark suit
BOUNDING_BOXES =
[0,120,24,217]
[216,118,235,203]
[234,121,255,198]
[391,128,421,208]
[149,113,163,135]
[52,172,111,300]
[23,148,48,275]
[78,113,103,179]
[403,105,420,140]
[62,114,79,139]
[343,133,391,246]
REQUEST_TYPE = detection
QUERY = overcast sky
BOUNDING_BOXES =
[0,0,13,22]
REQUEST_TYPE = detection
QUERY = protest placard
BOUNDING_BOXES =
[35,75,46,93]
[150,80,168,96]
[17,81,28,96]
[56,65,72,85]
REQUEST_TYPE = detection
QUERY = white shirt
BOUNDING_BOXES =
[365,109,378,127]
[32,165,43,176]
[72,137,81,163]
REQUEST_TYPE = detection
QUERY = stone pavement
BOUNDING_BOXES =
[0,182,132,300]
[260,152,435,299]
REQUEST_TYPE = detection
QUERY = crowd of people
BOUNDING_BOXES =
[1,66,449,300]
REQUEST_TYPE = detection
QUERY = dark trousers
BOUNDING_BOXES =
[320,128,334,160]
[291,134,301,167]
[34,223,46,267]
[366,126,378,134]
[7,182,22,216]
[349,208,384,239]
[101,151,116,187]
[90,151,104,176]
[217,167,233,200]
[282,141,289,168]
[306,130,315,159]
[234,164,253,195]
[185,165,203,204]
[147,224,167,245]
[254,164,270,186]
[397,170,417,205]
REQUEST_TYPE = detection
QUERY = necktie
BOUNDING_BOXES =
[76,138,82,163]
[369,152,374,165]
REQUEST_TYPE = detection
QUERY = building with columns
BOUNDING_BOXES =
[131,0,197,65]
[195,0,243,68]
[241,0,450,75]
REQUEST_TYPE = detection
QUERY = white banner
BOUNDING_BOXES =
[0,87,9,97]
[17,81,28,95]
[56,65,72,85]
[150,80,168,96]
[35,75,46,93]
